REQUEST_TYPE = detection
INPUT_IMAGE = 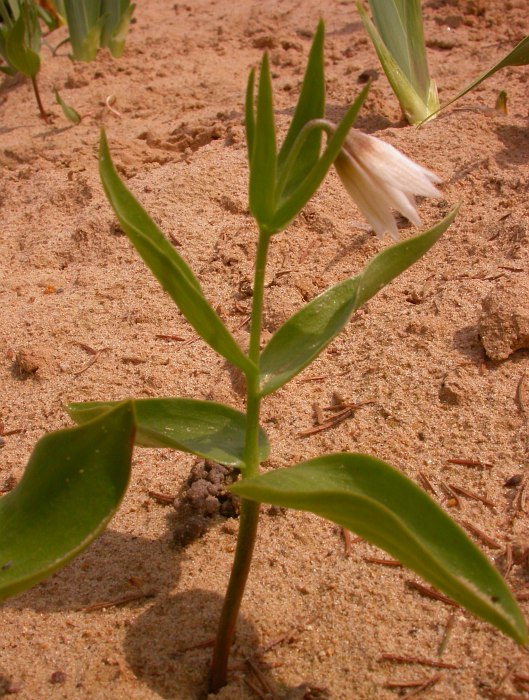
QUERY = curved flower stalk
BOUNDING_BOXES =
[333,127,441,240]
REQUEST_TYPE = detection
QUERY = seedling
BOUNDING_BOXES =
[0,23,526,694]
[59,0,135,62]
[356,0,439,125]
[0,0,134,122]
[0,0,48,120]
[357,0,529,125]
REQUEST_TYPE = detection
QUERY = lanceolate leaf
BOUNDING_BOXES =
[68,398,270,469]
[0,403,135,601]
[99,130,255,376]
[249,53,277,232]
[5,10,40,77]
[245,68,256,165]
[259,208,456,395]
[232,453,528,645]
[54,87,81,124]
[276,20,325,197]
[435,35,529,117]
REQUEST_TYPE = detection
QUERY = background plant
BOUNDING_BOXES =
[54,0,135,62]
[0,0,134,121]
[0,0,47,119]
[357,0,529,125]
[0,21,526,694]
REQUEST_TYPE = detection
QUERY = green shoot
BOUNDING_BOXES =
[356,0,439,125]
[356,1,529,125]
[62,0,135,62]
[0,0,48,121]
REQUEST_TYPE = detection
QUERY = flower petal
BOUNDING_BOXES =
[335,151,400,240]
[347,131,441,198]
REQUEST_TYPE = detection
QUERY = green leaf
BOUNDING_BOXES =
[245,68,255,165]
[249,52,277,232]
[5,9,40,77]
[259,209,456,395]
[100,0,135,58]
[0,402,135,601]
[357,1,436,125]
[68,397,270,469]
[63,0,104,62]
[232,453,528,645]
[0,0,15,27]
[99,130,255,376]
[276,20,325,197]
[54,87,81,124]
[367,0,430,102]
[270,84,369,233]
[433,34,529,118]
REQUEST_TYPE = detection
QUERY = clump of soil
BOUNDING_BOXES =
[173,460,240,547]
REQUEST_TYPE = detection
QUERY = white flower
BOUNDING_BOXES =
[334,129,441,241]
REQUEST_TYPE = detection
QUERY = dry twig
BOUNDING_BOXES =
[407,581,459,607]
[379,654,458,669]
[81,588,156,612]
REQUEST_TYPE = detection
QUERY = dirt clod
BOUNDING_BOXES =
[173,461,240,547]
[13,347,51,379]
[479,278,529,360]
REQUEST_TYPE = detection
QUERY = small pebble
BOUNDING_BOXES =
[50,671,66,685]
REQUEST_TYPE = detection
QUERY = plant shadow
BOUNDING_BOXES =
[3,528,181,613]
[124,589,330,700]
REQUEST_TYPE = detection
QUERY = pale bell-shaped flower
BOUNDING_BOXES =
[334,129,441,241]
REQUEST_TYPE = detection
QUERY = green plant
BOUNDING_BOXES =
[0,22,526,693]
[0,0,134,122]
[357,0,529,125]
[356,0,438,125]
[60,0,135,62]
[0,0,48,120]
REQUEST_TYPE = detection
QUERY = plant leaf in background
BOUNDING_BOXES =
[62,0,104,62]
[432,34,529,118]
[54,86,81,123]
[259,208,456,395]
[68,398,270,469]
[356,0,439,125]
[232,453,529,645]
[99,130,255,376]
[0,402,135,601]
[4,1,40,77]
[100,0,135,58]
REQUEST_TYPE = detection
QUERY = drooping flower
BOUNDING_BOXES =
[333,128,441,241]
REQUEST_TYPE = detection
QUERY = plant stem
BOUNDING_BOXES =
[31,75,48,123]
[209,230,271,693]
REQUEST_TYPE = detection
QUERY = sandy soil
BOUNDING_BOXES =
[1,0,529,698]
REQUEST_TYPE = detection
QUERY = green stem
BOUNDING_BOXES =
[209,230,271,693]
